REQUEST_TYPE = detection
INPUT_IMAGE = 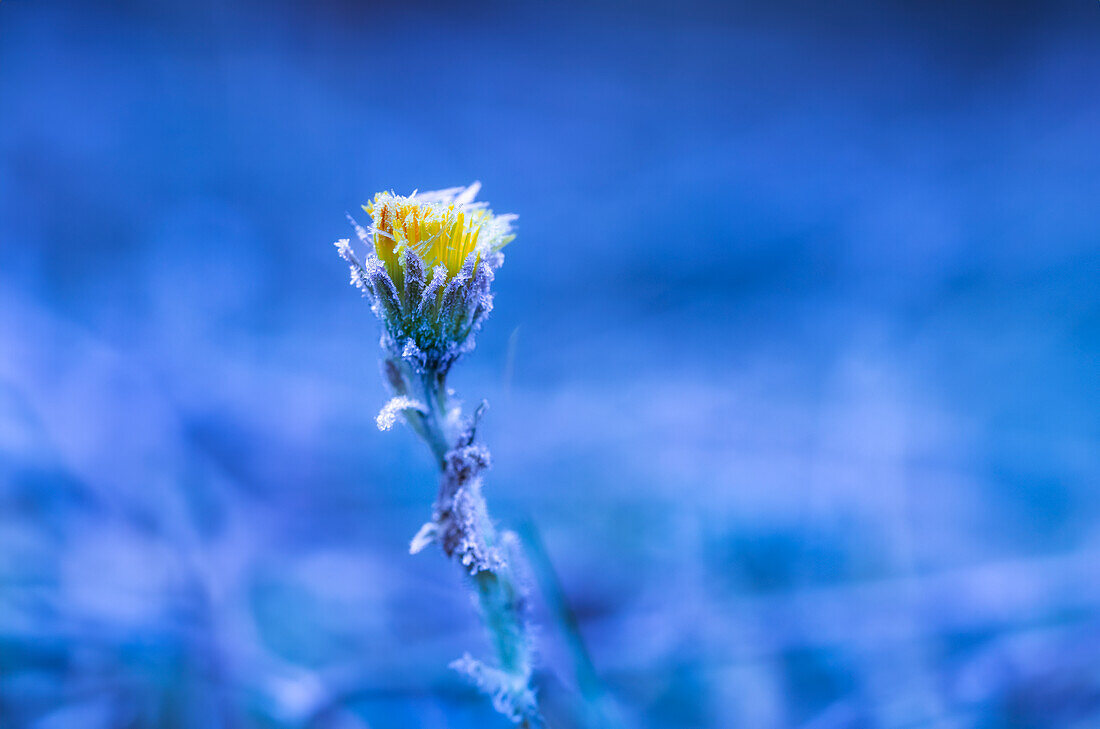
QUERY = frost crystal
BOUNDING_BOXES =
[376,396,425,431]
[450,653,540,725]
[409,522,438,554]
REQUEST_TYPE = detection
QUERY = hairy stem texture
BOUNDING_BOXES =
[408,363,544,727]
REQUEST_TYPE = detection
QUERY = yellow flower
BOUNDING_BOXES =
[363,182,515,289]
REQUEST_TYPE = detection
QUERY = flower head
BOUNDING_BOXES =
[364,182,515,288]
[336,182,515,371]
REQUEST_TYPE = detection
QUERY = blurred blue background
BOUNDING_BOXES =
[2,1,1099,727]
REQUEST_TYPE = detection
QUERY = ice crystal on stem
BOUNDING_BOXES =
[335,183,543,727]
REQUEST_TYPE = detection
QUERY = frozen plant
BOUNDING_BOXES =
[335,183,544,727]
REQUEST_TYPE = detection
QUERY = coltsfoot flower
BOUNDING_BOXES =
[336,182,515,372]
[335,183,544,727]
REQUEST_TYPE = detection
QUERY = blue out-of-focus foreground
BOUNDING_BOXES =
[1,1,1099,728]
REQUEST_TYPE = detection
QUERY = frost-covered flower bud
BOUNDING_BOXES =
[336,182,515,373]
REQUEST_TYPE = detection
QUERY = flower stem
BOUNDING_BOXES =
[415,370,451,467]
[410,365,545,727]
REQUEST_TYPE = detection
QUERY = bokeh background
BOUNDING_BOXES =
[2,1,1099,727]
